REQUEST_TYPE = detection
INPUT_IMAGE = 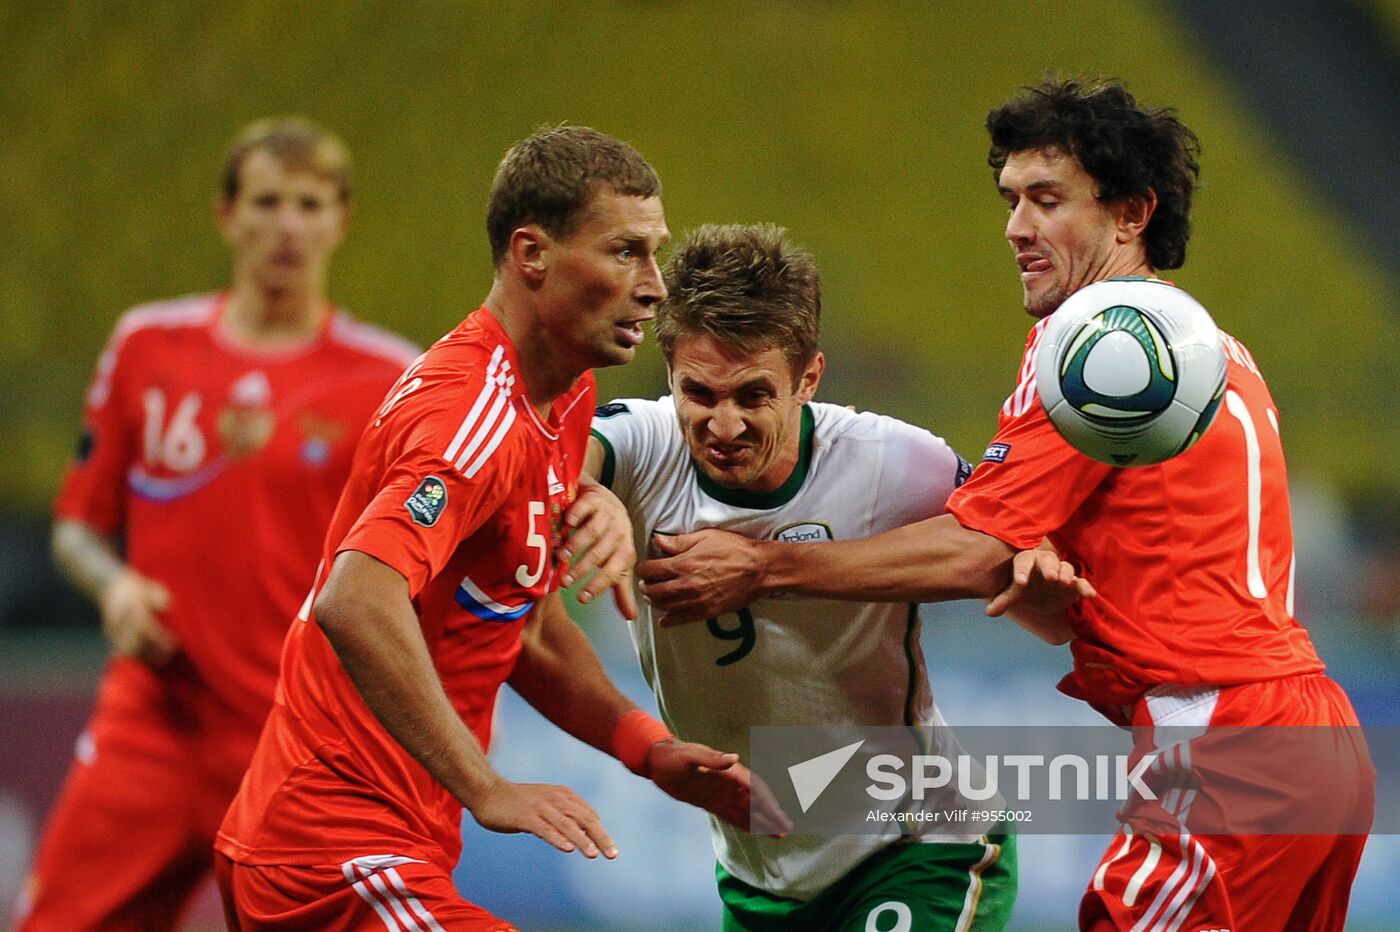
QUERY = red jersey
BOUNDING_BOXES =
[947,316,1323,720]
[56,293,417,756]
[217,306,595,870]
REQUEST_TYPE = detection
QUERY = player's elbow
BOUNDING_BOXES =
[311,551,411,649]
[50,518,102,583]
[50,520,76,568]
[310,562,365,644]
[311,580,338,619]
[312,581,385,677]
[311,583,354,643]
[51,518,87,562]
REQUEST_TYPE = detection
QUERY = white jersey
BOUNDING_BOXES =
[592,397,976,900]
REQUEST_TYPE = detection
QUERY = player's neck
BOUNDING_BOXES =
[1097,251,1154,285]
[748,444,801,494]
[483,285,581,417]
[223,282,328,349]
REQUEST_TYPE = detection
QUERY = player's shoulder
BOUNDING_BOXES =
[810,402,966,487]
[326,310,421,368]
[379,328,532,471]
[809,401,948,450]
[1218,329,1266,382]
[588,397,682,490]
[403,319,512,400]
[589,396,682,459]
[809,400,878,439]
[592,395,675,425]
[109,293,220,348]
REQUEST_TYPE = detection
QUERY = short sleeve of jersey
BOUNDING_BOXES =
[946,397,1112,551]
[872,415,972,526]
[54,319,137,534]
[338,386,520,599]
[589,397,678,503]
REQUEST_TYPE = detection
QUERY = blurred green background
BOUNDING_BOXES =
[3,2,1400,928]
[3,0,1398,517]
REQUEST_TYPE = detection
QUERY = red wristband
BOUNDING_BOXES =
[612,710,672,777]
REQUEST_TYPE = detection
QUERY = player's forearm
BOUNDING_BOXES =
[509,599,635,756]
[51,518,124,604]
[316,557,501,807]
[1003,606,1075,645]
[758,514,1013,603]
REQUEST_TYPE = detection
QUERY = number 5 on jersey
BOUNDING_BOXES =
[516,500,547,587]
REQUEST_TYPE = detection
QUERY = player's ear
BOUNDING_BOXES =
[795,352,825,403]
[508,224,549,283]
[1115,190,1156,244]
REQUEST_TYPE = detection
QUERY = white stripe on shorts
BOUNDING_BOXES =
[954,837,1001,931]
[340,856,444,932]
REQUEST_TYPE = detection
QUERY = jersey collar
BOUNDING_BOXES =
[211,291,336,359]
[692,405,814,510]
[471,305,594,439]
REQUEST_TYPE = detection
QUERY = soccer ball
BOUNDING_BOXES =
[1034,278,1227,467]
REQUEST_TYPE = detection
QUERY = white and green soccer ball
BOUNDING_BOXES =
[1035,277,1227,467]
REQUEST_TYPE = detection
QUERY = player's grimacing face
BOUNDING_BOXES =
[540,188,669,370]
[999,147,1142,318]
[669,333,822,494]
[219,148,348,292]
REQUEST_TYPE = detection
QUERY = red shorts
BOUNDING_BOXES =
[16,675,255,931]
[1080,674,1374,931]
[217,852,517,931]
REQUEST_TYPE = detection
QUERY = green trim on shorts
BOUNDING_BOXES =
[716,831,1017,931]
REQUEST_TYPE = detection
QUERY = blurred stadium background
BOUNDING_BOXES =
[2,2,1398,928]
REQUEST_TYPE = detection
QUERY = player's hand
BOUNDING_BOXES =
[98,568,177,667]
[638,529,763,626]
[984,549,1096,618]
[561,476,638,621]
[645,739,794,836]
[469,777,618,859]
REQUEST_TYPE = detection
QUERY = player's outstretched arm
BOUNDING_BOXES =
[52,518,177,665]
[509,594,784,832]
[560,472,638,620]
[316,551,616,859]
[638,514,1017,625]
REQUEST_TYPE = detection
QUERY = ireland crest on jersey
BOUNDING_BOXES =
[774,522,833,543]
